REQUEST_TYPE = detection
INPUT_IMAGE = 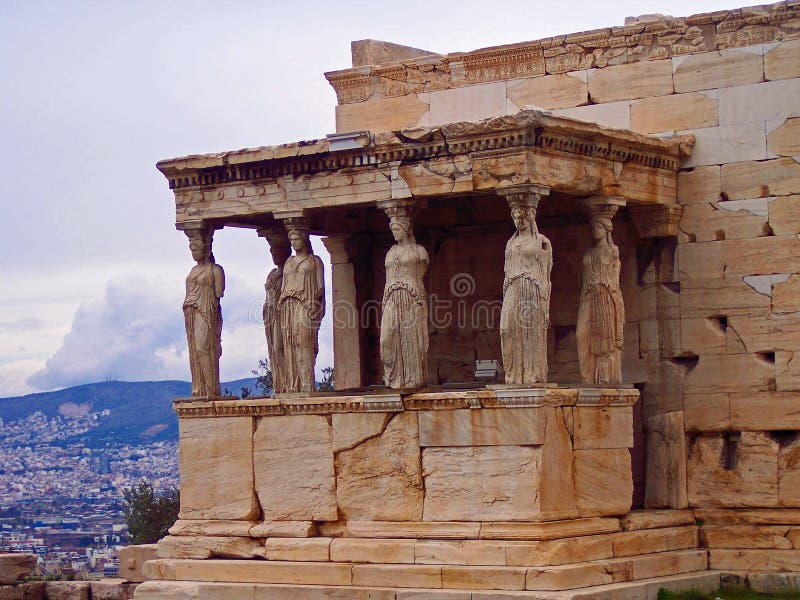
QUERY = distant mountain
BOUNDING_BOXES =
[0,378,258,448]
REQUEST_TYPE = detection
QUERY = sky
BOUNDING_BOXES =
[0,0,753,397]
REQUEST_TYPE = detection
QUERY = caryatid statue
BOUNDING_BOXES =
[576,197,626,385]
[499,186,553,385]
[379,200,430,389]
[182,226,225,397]
[258,228,291,394]
[277,217,325,394]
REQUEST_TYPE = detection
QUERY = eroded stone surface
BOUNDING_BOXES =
[254,415,337,521]
[645,412,688,509]
[0,554,37,584]
[574,448,633,517]
[335,412,423,521]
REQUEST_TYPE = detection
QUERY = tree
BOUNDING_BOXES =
[317,366,334,392]
[252,358,273,396]
[123,481,179,544]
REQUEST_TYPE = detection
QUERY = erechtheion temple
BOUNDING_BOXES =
[138,2,800,597]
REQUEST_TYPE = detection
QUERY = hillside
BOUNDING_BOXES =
[0,378,258,448]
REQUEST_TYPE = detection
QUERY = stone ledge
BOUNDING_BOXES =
[174,387,639,418]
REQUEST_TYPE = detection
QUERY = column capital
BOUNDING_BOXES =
[273,209,309,234]
[496,184,550,209]
[376,197,416,218]
[322,235,351,264]
[257,226,290,249]
[630,204,683,238]
[579,196,626,222]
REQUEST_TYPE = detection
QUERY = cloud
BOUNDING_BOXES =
[25,269,335,393]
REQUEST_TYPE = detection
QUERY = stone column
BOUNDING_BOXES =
[273,210,325,394]
[576,196,626,386]
[496,185,552,385]
[179,221,225,397]
[257,227,291,394]
[322,235,363,390]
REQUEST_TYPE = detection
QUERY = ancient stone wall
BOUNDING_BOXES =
[327,2,800,513]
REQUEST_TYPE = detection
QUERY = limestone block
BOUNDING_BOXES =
[701,525,796,549]
[727,313,800,350]
[351,564,441,589]
[620,510,695,531]
[673,50,764,93]
[768,117,800,156]
[719,79,800,125]
[731,392,800,431]
[687,432,779,508]
[630,549,707,580]
[774,275,800,313]
[684,354,774,395]
[151,558,352,586]
[765,39,800,81]
[504,535,613,567]
[679,317,727,355]
[573,448,633,517]
[429,82,507,127]
[168,520,256,537]
[769,195,800,235]
[332,412,390,452]
[330,539,415,564]
[479,517,620,541]
[506,74,588,110]
[335,94,429,133]
[631,92,718,134]
[440,566,526,590]
[680,122,767,168]
[0,582,45,600]
[694,508,800,526]
[588,60,673,103]
[118,544,158,582]
[335,412,423,521]
[0,554,36,584]
[645,412,688,509]
[43,582,89,600]
[680,279,771,319]
[414,540,507,566]
[710,548,800,571]
[677,165,721,206]
[662,381,705,419]
[249,521,317,538]
[780,436,800,508]
[320,521,480,540]
[422,446,542,521]
[178,416,258,520]
[90,580,136,600]
[417,408,544,447]
[676,240,724,281]
[526,559,632,591]
[722,158,800,200]
[254,415,337,521]
[749,572,800,594]
[157,535,261,559]
[611,526,698,557]
[552,100,631,130]
[680,199,769,242]
[573,407,634,450]
[540,407,579,521]
[257,538,331,562]
[726,235,800,277]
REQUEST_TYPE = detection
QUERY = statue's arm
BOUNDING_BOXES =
[214,265,226,299]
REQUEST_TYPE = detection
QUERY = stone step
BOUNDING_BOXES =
[133,569,723,599]
[158,525,700,567]
[142,549,708,592]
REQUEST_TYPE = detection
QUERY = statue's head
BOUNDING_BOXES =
[389,215,412,243]
[591,216,613,242]
[288,228,310,254]
[187,230,213,263]
[511,205,536,233]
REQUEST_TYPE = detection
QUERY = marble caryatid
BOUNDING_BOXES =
[182,227,225,397]
[379,200,429,389]
[277,218,325,394]
[499,186,552,385]
[259,228,291,394]
[577,199,625,385]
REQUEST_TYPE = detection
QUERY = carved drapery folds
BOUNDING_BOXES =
[577,197,626,386]
[275,211,325,394]
[378,199,430,389]
[497,185,552,385]
[258,227,291,394]
[181,224,225,397]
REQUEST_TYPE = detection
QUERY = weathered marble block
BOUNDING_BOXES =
[178,416,259,520]
[253,414,338,521]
